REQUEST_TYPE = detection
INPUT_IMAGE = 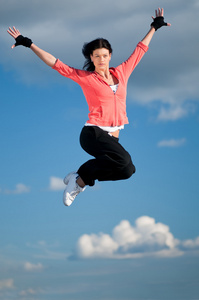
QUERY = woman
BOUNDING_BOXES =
[8,8,170,207]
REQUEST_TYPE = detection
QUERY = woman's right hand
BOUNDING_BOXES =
[7,26,56,67]
[7,26,21,48]
[7,26,32,48]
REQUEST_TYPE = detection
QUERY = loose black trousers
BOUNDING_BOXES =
[77,126,135,186]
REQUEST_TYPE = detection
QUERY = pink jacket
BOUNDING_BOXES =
[52,41,148,126]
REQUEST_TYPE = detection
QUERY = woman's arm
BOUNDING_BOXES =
[141,8,171,47]
[30,44,56,67]
[7,26,56,67]
[141,27,155,47]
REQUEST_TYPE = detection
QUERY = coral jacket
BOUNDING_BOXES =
[52,41,148,127]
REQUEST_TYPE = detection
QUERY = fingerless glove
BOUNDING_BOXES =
[15,35,33,48]
[151,16,167,31]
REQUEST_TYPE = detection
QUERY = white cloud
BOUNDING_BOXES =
[2,183,30,194]
[76,233,118,259]
[181,236,199,250]
[157,138,186,148]
[74,216,183,259]
[157,105,189,121]
[0,279,14,290]
[24,262,44,272]
[49,176,65,191]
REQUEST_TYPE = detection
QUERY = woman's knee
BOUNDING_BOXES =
[121,152,135,178]
[121,160,136,179]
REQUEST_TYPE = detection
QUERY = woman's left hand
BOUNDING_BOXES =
[151,8,171,31]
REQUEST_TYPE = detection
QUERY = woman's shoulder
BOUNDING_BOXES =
[52,59,92,79]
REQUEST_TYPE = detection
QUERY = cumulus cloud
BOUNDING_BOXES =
[73,216,199,259]
[74,216,184,259]
[1,183,30,194]
[0,279,14,290]
[157,138,186,148]
[1,0,199,121]
[49,176,65,191]
[24,262,44,272]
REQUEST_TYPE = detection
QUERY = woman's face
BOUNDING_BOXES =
[90,48,111,71]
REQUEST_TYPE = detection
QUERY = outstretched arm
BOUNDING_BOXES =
[7,27,56,67]
[30,44,57,67]
[141,8,171,47]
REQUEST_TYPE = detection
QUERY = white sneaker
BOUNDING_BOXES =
[63,171,76,185]
[63,173,86,206]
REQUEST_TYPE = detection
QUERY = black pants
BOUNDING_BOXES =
[77,126,135,186]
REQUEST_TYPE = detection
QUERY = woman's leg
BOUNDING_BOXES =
[77,126,135,186]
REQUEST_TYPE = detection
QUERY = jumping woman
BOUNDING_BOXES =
[8,8,170,206]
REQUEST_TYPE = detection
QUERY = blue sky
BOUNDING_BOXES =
[0,0,199,299]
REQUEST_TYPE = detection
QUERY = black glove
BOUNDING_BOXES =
[151,16,168,31]
[15,35,33,48]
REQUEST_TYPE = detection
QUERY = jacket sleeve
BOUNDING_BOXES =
[116,42,148,82]
[52,59,90,84]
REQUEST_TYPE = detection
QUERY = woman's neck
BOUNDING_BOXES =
[95,69,119,86]
[95,68,110,79]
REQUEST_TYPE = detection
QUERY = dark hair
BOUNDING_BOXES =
[82,38,112,72]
